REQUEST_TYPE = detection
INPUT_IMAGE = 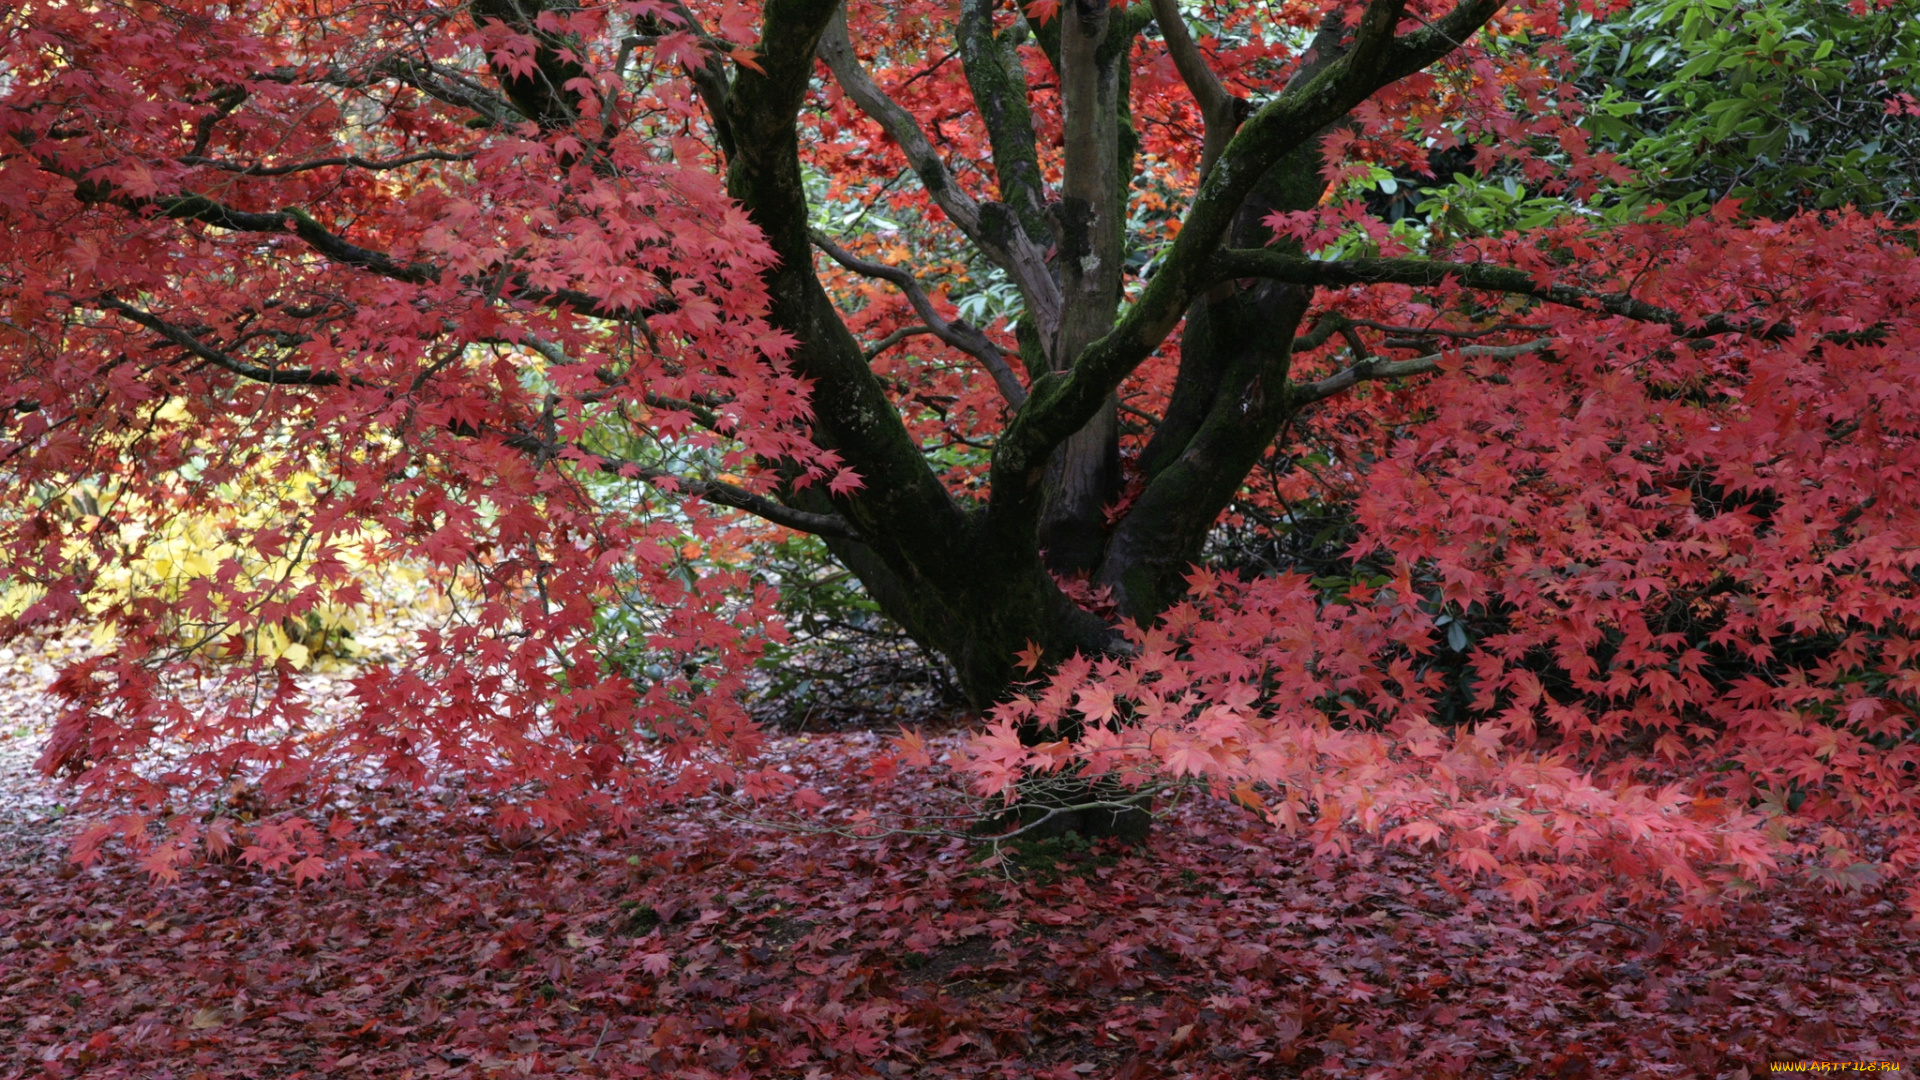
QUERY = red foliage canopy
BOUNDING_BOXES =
[1,0,1916,919]
[976,210,1920,916]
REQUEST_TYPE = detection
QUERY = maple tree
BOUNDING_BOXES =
[2,0,1918,916]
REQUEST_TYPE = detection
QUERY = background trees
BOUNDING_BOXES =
[1568,0,1920,220]
[2,0,1917,908]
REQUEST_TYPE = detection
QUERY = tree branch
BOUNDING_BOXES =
[1292,312,1351,353]
[957,0,1049,243]
[511,335,727,429]
[816,5,1062,352]
[141,196,441,285]
[1354,318,1551,340]
[357,57,525,127]
[98,302,864,541]
[1207,249,1786,339]
[60,176,660,324]
[720,0,983,595]
[1291,338,1549,406]
[1146,0,1242,176]
[993,0,1507,493]
[94,297,345,386]
[179,149,476,177]
[1054,0,1128,369]
[610,462,864,541]
[813,20,977,224]
[637,2,738,156]
[810,230,1028,407]
[497,430,863,540]
[863,324,936,360]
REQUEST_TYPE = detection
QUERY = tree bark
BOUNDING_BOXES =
[1035,0,1131,576]
[712,0,1509,718]
[1095,8,1365,617]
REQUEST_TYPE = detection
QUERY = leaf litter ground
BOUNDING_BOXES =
[2,634,1917,1079]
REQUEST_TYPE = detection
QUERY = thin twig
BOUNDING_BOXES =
[810,230,1029,407]
[1292,338,1550,406]
[863,324,936,360]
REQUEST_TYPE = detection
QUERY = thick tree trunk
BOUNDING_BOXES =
[1097,138,1332,619]
[1036,0,1130,577]
[705,0,1507,839]
[728,6,1349,708]
[1083,5,1369,618]
[1036,402,1121,575]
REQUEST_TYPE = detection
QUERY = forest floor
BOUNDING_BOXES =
[2,630,1918,1080]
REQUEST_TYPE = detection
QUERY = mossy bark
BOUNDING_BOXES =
[703,0,1508,735]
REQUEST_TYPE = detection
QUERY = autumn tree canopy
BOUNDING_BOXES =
[2,0,1917,909]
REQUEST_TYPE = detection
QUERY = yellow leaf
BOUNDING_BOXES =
[258,622,290,660]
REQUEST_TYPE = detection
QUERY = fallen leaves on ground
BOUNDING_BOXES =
[4,717,1917,1080]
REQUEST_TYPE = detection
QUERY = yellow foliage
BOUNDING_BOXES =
[2,437,424,671]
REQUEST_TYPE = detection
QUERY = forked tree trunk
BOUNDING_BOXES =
[706,0,1507,836]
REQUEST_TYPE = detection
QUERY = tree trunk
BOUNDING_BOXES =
[727,5,1357,707]
[1036,0,1129,577]
[705,0,1507,837]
